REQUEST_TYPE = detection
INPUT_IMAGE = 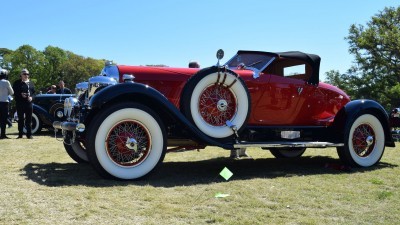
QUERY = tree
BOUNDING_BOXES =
[59,51,104,91]
[1,45,104,93]
[2,45,48,88]
[0,48,13,68]
[43,46,68,88]
[345,6,400,109]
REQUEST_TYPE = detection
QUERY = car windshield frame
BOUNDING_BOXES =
[224,52,275,78]
[224,50,321,84]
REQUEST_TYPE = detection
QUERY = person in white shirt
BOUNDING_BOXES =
[0,69,14,139]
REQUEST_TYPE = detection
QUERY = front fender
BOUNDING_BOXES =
[33,104,53,126]
[88,82,234,149]
[333,99,395,147]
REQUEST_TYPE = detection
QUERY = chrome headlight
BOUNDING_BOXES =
[100,64,119,82]
[75,81,88,97]
[88,76,117,98]
[56,110,64,118]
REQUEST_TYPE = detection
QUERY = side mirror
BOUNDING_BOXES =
[216,49,224,67]
[216,49,224,60]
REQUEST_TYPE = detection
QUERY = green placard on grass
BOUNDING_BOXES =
[219,167,233,181]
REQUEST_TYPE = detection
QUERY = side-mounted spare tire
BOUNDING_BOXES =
[180,66,250,139]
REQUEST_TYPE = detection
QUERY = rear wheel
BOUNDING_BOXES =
[87,103,166,180]
[337,113,385,167]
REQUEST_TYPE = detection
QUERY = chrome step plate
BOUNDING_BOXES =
[234,141,344,149]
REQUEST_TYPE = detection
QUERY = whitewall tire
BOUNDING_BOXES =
[181,67,250,139]
[87,103,166,180]
[338,113,385,167]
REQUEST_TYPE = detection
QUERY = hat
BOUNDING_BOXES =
[21,68,29,74]
[0,69,8,75]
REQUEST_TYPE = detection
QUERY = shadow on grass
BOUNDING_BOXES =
[21,155,397,187]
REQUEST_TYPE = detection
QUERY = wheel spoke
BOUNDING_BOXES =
[352,124,375,157]
[199,84,237,126]
[106,120,150,166]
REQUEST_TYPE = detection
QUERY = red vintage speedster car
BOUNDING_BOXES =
[54,50,395,180]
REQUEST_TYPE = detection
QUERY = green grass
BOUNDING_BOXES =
[1,125,400,224]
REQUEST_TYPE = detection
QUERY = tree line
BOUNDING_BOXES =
[0,45,105,93]
[325,6,400,111]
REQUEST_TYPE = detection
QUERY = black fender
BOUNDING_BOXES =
[332,99,395,147]
[88,82,234,149]
[33,104,53,127]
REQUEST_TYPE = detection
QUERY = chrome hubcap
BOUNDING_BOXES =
[125,137,138,152]
[366,136,374,147]
[217,99,228,112]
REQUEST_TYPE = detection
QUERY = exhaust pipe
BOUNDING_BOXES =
[53,121,85,132]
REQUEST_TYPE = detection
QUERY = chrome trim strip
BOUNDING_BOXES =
[234,141,344,148]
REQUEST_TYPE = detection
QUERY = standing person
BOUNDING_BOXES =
[0,69,14,139]
[56,80,71,94]
[13,69,35,139]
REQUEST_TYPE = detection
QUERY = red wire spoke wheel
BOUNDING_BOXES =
[86,103,166,180]
[106,120,151,166]
[352,124,375,157]
[198,84,237,126]
[181,67,250,139]
[338,113,385,167]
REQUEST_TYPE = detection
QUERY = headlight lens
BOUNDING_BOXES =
[88,76,117,98]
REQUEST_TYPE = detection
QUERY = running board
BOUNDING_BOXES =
[234,141,344,149]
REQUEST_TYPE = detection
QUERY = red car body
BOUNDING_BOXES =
[117,65,350,126]
[54,50,394,180]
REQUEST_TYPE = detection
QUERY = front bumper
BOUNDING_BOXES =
[53,121,85,132]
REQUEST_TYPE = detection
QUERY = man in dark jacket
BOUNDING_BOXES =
[56,80,72,94]
[12,69,35,139]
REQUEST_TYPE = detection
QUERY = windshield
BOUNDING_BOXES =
[225,53,275,71]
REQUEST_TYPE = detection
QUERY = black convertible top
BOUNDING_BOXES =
[237,50,321,84]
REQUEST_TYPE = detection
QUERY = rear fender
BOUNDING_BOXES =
[33,104,53,126]
[332,99,395,147]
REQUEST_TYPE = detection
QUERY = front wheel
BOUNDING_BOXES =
[63,140,88,163]
[337,113,385,167]
[87,103,167,180]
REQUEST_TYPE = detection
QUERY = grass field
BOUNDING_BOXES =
[1,126,399,224]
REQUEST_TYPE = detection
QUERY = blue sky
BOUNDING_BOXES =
[1,0,398,81]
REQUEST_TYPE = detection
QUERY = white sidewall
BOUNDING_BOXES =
[348,114,385,167]
[94,108,164,180]
[23,113,40,134]
[190,72,249,138]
